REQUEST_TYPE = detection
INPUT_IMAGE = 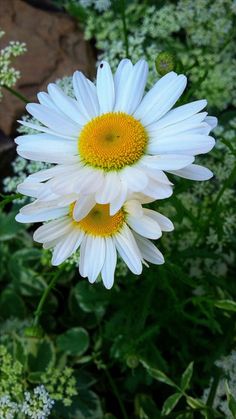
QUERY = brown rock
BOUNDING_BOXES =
[0,0,96,136]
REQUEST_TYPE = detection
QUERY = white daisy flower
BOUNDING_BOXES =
[16,193,174,289]
[15,59,217,213]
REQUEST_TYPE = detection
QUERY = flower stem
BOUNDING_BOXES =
[104,368,129,419]
[33,272,59,327]
[3,85,29,104]
[120,0,129,58]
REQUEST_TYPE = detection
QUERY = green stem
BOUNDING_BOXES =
[3,85,29,104]
[120,0,129,58]
[104,368,129,419]
[206,369,221,408]
[33,272,59,326]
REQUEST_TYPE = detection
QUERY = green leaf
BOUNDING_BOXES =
[0,288,26,318]
[28,371,43,383]
[58,389,103,419]
[180,362,194,391]
[141,360,177,388]
[73,281,109,316]
[0,209,25,241]
[214,299,236,312]
[161,393,182,416]
[57,327,89,356]
[135,393,160,419]
[226,381,236,416]
[27,338,55,373]
[186,396,206,410]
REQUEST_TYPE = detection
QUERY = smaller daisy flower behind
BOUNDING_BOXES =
[15,59,217,213]
[16,192,173,289]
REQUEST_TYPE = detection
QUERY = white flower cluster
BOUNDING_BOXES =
[84,0,236,110]
[21,385,54,419]
[79,0,111,11]
[202,350,236,418]
[0,386,54,419]
[0,29,27,100]
[0,395,18,419]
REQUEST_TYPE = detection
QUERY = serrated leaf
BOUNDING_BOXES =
[57,327,89,356]
[141,360,177,388]
[186,396,206,410]
[181,362,194,391]
[161,393,182,416]
[214,300,236,312]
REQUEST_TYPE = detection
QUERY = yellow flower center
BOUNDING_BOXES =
[78,112,148,171]
[70,203,125,237]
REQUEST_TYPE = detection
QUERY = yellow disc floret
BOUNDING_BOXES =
[78,112,148,171]
[70,203,125,237]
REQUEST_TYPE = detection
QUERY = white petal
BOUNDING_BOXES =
[148,99,207,129]
[17,148,78,164]
[16,134,77,154]
[124,199,143,218]
[95,172,120,204]
[127,214,162,239]
[87,236,106,283]
[114,225,142,274]
[34,217,72,242]
[143,209,174,232]
[147,112,208,136]
[109,180,128,215]
[73,71,100,119]
[138,75,187,126]
[17,181,45,198]
[144,178,173,200]
[114,59,133,95]
[74,168,104,195]
[28,164,80,182]
[96,61,115,114]
[134,72,178,120]
[101,238,117,289]
[121,166,148,192]
[133,232,164,265]
[52,229,84,265]
[38,92,63,112]
[205,116,218,129]
[48,83,88,125]
[114,59,148,114]
[26,103,80,137]
[16,207,68,223]
[147,134,215,155]
[73,195,95,221]
[79,236,88,278]
[17,119,75,139]
[141,154,194,170]
[168,164,213,181]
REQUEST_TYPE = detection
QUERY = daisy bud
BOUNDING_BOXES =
[155,51,175,76]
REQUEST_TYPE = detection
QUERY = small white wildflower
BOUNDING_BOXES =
[21,385,54,419]
[0,394,19,419]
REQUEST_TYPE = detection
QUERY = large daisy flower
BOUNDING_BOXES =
[15,59,217,214]
[16,192,173,289]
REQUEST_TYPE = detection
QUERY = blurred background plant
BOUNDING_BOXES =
[1,0,236,417]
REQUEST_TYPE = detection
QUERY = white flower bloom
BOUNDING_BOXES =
[16,190,173,289]
[15,59,217,213]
